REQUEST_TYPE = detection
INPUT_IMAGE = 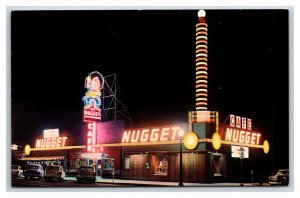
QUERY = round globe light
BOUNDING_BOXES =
[212,132,222,150]
[24,144,31,156]
[263,140,270,154]
[183,132,199,150]
[198,10,206,18]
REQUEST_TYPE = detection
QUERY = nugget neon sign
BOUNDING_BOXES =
[224,114,261,145]
[122,126,183,143]
[35,137,68,148]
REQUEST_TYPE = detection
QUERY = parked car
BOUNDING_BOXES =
[44,165,65,181]
[269,169,289,185]
[24,164,44,179]
[76,165,96,183]
[11,165,23,178]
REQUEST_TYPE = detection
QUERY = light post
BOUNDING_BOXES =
[238,147,245,186]
[178,130,184,186]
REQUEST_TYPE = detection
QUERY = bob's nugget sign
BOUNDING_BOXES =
[222,114,261,145]
[122,126,183,143]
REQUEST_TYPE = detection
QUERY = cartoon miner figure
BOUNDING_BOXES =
[82,71,104,108]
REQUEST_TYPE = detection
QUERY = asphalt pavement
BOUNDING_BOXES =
[64,176,271,187]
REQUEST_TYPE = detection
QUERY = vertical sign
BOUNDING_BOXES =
[83,71,104,153]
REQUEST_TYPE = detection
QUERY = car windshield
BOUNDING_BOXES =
[12,166,19,170]
[27,165,40,169]
[80,167,94,171]
[47,166,59,171]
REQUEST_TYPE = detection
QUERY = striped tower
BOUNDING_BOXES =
[195,10,208,111]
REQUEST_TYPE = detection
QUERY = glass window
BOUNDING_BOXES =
[154,156,168,176]
[124,157,130,169]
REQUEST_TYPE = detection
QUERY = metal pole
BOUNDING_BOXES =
[240,158,243,186]
[179,138,183,186]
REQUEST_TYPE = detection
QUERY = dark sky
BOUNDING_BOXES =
[11,10,289,170]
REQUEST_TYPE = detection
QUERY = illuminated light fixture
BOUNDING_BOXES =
[24,144,31,156]
[196,53,208,57]
[212,132,222,150]
[196,98,207,101]
[196,64,208,69]
[183,132,199,150]
[263,140,270,154]
[195,10,208,111]
[196,107,207,110]
[196,27,208,31]
[198,9,206,17]
[196,88,208,92]
[196,102,208,106]
[196,61,208,65]
[196,23,208,28]
[196,85,208,88]
[196,75,208,79]
[196,93,208,97]
[196,67,207,75]
[196,36,208,40]
[196,80,208,84]
[196,45,208,49]
[196,57,208,62]
[196,40,208,45]
[196,32,208,36]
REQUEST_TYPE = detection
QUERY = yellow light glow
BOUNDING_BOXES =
[196,57,208,61]
[196,36,208,40]
[196,71,208,75]
[183,132,199,150]
[212,133,221,150]
[24,144,31,155]
[196,107,208,110]
[196,84,208,88]
[196,75,208,79]
[196,61,207,65]
[263,140,269,154]
[196,27,208,31]
[196,93,207,97]
[196,80,208,84]
[196,40,208,45]
[196,49,208,54]
[196,45,208,49]
[196,88,208,92]
[196,31,208,36]
[196,23,208,28]
[196,98,207,101]
[196,53,208,57]
[196,67,208,72]
[196,102,207,106]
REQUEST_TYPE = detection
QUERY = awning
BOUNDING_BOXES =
[19,156,65,161]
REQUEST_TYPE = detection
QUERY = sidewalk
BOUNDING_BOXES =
[64,176,269,187]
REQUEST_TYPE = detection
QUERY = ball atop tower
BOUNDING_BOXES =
[198,9,206,18]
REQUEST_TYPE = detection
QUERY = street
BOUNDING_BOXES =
[11,177,134,187]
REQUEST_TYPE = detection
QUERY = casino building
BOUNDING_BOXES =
[19,10,269,183]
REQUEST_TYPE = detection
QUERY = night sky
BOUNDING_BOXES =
[11,10,289,171]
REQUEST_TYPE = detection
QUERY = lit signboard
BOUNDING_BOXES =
[122,126,183,143]
[82,71,104,122]
[231,146,249,159]
[35,128,68,149]
[35,137,68,148]
[86,122,96,152]
[223,114,261,145]
[43,129,59,138]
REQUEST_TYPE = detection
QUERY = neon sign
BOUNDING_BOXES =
[35,137,68,148]
[82,71,104,122]
[86,122,96,152]
[224,114,260,145]
[122,126,183,143]
[224,128,261,145]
